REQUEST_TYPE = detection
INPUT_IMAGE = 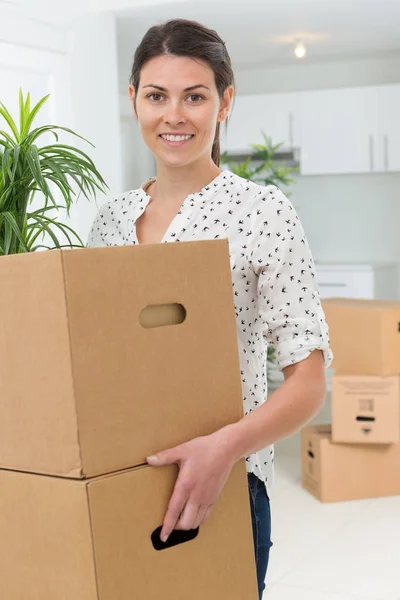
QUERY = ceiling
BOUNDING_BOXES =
[116,0,400,85]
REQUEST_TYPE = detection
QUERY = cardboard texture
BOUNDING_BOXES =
[0,240,244,478]
[322,298,400,376]
[301,425,400,502]
[0,460,259,600]
[332,374,400,444]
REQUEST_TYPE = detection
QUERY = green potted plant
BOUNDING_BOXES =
[0,89,107,255]
[221,131,299,384]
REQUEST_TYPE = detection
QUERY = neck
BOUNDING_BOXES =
[149,159,222,204]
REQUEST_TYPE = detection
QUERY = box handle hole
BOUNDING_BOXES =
[151,526,199,551]
[307,450,314,458]
[139,303,186,329]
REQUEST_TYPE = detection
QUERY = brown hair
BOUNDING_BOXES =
[129,18,235,167]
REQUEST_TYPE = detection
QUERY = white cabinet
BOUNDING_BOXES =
[299,87,380,175]
[316,263,398,300]
[378,84,400,172]
[300,84,400,175]
[222,92,301,154]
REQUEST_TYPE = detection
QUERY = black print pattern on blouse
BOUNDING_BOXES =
[87,169,332,490]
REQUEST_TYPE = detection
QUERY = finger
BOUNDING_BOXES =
[160,485,188,542]
[175,501,199,531]
[147,446,180,467]
[199,504,214,526]
[192,505,208,529]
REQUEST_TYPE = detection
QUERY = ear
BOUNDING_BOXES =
[218,85,234,122]
[128,84,138,120]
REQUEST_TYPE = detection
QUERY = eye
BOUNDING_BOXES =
[147,93,164,102]
[187,94,204,103]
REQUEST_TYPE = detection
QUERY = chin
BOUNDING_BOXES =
[157,153,197,168]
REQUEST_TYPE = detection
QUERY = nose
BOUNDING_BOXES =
[163,102,186,127]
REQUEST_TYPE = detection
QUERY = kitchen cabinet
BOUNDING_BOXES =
[299,87,380,175]
[223,84,400,175]
[316,263,398,300]
[378,84,400,172]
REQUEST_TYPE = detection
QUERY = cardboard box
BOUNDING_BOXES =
[301,425,400,502]
[332,374,400,444]
[0,240,243,478]
[0,460,258,600]
[322,298,400,376]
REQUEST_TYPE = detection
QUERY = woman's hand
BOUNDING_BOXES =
[146,426,236,543]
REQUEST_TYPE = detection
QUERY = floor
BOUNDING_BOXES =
[264,438,400,600]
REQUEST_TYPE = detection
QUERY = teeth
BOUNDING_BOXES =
[161,134,193,142]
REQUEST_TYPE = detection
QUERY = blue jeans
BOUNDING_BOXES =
[248,473,272,599]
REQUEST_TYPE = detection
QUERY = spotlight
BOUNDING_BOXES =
[294,41,306,59]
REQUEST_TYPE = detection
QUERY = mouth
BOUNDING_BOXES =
[159,134,194,147]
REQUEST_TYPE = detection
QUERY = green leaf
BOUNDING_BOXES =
[0,102,20,142]
[21,92,50,140]
[0,211,29,253]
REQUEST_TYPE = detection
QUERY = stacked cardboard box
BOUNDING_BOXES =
[0,240,259,599]
[301,298,400,503]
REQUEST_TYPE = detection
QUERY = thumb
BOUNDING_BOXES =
[146,447,180,467]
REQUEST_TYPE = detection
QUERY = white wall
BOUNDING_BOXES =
[233,52,400,94]
[289,172,400,265]
[120,94,155,191]
[67,12,123,242]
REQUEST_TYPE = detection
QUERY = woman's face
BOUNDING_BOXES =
[129,55,233,168]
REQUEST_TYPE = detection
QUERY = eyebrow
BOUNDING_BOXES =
[142,84,210,92]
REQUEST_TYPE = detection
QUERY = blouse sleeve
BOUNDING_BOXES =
[86,202,112,248]
[249,185,333,371]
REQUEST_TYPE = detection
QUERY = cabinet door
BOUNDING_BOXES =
[223,92,300,154]
[378,84,400,172]
[316,269,374,299]
[300,87,379,175]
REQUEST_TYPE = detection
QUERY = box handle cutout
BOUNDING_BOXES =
[356,416,375,422]
[139,303,186,329]
[307,450,314,459]
[151,526,199,551]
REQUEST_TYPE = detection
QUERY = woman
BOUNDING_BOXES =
[87,18,332,599]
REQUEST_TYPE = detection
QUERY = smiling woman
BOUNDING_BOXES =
[86,18,332,600]
[128,54,233,177]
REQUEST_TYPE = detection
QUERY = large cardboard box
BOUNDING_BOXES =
[0,240,243,478]
[322,298,400,376]
[301,425,400,502]
[0,460,258,600]
[332,374,400,444]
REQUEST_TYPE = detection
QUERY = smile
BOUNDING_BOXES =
[159,134,194,146]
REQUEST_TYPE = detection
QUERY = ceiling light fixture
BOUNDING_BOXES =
[294,41,307,59]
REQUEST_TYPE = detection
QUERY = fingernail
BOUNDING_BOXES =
[161,533,168,543]
[147,455,159,465]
